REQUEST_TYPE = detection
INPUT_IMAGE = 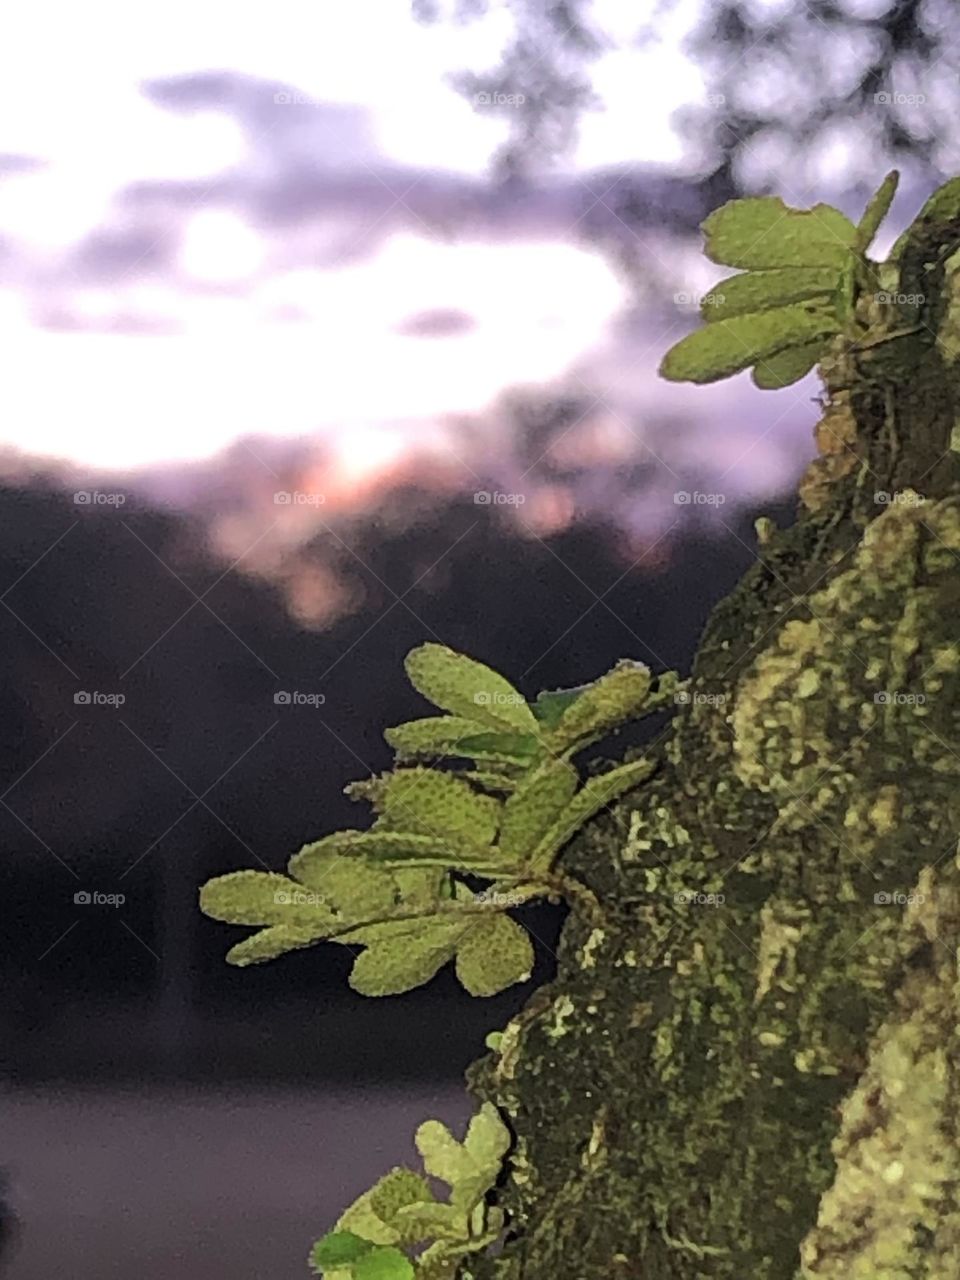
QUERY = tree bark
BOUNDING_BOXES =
[463,235,960,1277]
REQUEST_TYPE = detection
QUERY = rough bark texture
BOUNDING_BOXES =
[460,234,960,1277]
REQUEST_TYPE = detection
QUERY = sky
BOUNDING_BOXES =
[0,0,715,474]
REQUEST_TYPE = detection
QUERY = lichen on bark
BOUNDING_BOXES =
[459,221,960,1278]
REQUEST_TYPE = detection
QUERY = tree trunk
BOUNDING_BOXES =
[463,239,960,1276]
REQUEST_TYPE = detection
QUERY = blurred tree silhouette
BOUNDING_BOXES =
[414,0,960,192]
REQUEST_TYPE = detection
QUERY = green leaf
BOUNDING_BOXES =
[393,1201,469,1242]
[462,769,523,794]
[548,659,654,753]
[415,1119,477,1187]
[375,768,500,847]
[392,866,448,908]
[463,1102,512,1180]
[311,1231,375,1269]
[368,1169,433,1221]
[530,684,590,729]
[404,644,538,733]
[347,918,468,995]
[700,267,840,321]
[455,915,534,997]
[225,924,327,967]
[337,1177,404,1246]
[383,716,493,760]
[414,1243,460,1280]
[659,302,839,385]
[299,830,501,873]
[701,196,856,269]
[832,252,858,330]
[384,716,541,767]
[452,731,543,765]
[498,759,580,861]
[286,847,398,916]
[416,1103,511,1215]
[353,1247,415,1280]
[528,757,657,872]
[415,1103,510,1207]
[199,870,336,929]
[751,341,822,389]
[853,169,899,254]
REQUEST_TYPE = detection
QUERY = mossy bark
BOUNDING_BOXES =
[462,240,960,1277]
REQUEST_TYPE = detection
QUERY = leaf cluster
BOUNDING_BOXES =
[659,172,901,387]
[200,644,674,996]
[309,1103,511,1280]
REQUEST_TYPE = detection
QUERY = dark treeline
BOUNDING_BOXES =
[0,482,790,1082]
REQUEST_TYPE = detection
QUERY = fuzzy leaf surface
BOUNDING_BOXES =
[347,918,468,995]
[659,302,839,384]
[752,341,822,388]
[199,871,337,929]
[455,914,534,996]
[383,716,493,760]
[702,196,856,269]
[374,768,500,847]
[548,659,653,753]
[701,267,840,320]
[497,758,580,861]
[404,644,538,733]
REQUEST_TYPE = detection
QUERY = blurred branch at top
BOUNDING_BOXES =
[413,0,960,192]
